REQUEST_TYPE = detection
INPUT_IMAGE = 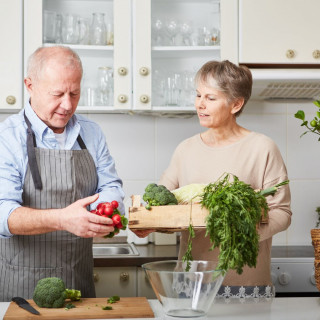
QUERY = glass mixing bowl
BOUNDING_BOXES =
[142,260,225,318]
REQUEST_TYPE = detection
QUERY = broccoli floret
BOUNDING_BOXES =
[143,183,178,209]
[33,277,81,308]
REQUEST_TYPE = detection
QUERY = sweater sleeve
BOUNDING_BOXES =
[257,139,292,241]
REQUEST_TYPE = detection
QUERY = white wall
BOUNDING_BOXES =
[1,99,318,246]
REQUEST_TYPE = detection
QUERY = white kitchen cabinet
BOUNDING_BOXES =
[0,0,23,111]
[93,267,137,298]
[239,0,320,65]
[24,0,224,113]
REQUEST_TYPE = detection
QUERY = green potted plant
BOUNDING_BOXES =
[295,100,320,290]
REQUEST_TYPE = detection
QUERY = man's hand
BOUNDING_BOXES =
[59,194,114,238]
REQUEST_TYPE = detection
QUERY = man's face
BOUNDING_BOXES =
[25,60,82,133]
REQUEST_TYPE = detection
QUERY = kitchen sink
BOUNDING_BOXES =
[92,243,139,257]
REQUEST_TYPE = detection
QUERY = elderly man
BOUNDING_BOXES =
[0,46,125,301]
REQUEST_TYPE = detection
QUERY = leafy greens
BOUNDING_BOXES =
[182,173,289,274]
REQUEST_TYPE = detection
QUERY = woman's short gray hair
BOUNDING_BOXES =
[26,46,83,81]
[195,60,252,117]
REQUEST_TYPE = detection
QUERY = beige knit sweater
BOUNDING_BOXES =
[159,131,292,286]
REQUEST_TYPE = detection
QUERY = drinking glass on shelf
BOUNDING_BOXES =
[180,21,193,46]
[78,18,90,45]
[106,20,114,45]
[181,71,195,106]
[164,73,181,106]
[151,18,164,46]
[61,14,80,44]
[211,27,220,45]
[98,66,113,106]
[165,19,179,46]
[82,87,99,106]
[90,13,107,45]
[199,26,212,46]
[55,14,63,44]
[43,10,57,43]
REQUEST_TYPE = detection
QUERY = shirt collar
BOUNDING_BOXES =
[24,101,79,142]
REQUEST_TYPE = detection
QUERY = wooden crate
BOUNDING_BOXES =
[128,195,268,232]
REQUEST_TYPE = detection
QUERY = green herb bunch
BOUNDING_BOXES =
[294,100,320,140]
[201,173,269,275]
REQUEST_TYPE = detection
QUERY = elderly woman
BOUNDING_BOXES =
[158,60,292,297]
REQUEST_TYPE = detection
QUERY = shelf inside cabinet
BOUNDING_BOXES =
[152,46,220,58]
[43,43,114,52]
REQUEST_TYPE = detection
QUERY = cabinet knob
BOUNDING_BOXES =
[139,67,149,76]
[140,95,149,103]
[93,273,99,282]
[313,50,320,59]
[118,67,128,76]
[286,49,295,59]
[118,94,128,103]
[120,272,129,282]
[6,95,16,105]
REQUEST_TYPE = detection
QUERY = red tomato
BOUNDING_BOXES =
[112,214,121,225]
[104,205,114,216]
[111,200,119,209]
[90,209,96,214]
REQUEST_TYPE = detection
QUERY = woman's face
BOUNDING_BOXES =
[195,81,235,129]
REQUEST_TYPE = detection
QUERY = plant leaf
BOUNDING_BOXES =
[313,100,320,108]
[294,110,305,120]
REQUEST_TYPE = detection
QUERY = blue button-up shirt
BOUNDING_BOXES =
[0,102,125,238]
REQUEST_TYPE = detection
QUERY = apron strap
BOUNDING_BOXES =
[24,112,43,190]
[77,135,87,149]
[24,112,88,190]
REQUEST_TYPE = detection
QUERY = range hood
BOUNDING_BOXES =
[249,69,320,100]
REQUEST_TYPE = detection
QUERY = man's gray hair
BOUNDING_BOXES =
[26,46,83,81]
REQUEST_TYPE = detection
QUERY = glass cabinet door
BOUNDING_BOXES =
[25,0,132,112]
[133,0,221,112]
[25,0,221,113]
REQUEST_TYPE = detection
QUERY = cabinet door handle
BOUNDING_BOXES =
[118,67,128,76]
[118,95,128,103]
[139,67,149,76]
[120,272,129,281]
[140,95,149,103]
[313,50,320,59]
[93,273,99,282]
[6,95,16,105]
[286,49,295,59]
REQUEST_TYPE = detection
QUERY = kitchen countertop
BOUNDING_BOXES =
[1,297,320,319]
[93,243,314,267]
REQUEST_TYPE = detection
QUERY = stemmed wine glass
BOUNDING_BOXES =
[165,19,178,46]
[152,18,164,46]
[180,21,193,46]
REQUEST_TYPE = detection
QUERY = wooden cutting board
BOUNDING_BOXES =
[4,297,154,319]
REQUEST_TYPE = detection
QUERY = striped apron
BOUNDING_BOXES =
[0,114,98,301]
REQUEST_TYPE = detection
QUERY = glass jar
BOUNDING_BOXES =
[90,13,107,45]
